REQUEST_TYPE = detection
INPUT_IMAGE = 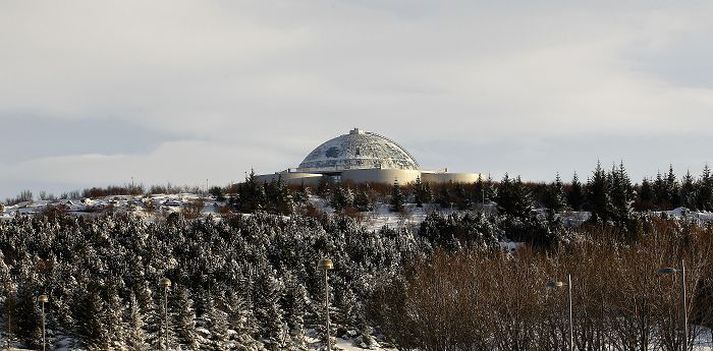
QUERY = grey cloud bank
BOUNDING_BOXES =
[1,0,713,199]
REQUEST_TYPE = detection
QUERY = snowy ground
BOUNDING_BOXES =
[3,193,713,231]
[0,193,223,220]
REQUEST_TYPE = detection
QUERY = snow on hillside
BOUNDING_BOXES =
[4,193,713,230]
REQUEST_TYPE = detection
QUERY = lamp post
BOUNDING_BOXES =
[657,259,688,351]
[160,278,172,351]
[547,274,573,351]
[320,258,334,351]
[38,294,49,351]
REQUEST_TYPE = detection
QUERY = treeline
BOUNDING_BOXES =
[374,218,713,351]
[225,163,713,230]
[7,163,713,218]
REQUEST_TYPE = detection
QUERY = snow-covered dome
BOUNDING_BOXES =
[297,128,420,173]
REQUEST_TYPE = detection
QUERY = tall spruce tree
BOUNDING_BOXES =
[666,165,681,208]
[543,173,567,213]
[653,171,668,209]
[390,181,405,213]
[638,177,655,210]
[14,283,42,349]
[680,170,697,209]
[414,176,432,208]
[173,285,198,350]
[698,165,713,211]
[252,270,284,349]
[125,292,150,351]
[496,174,533,218]
[567,172,585,211]
[609,162,634,222]
[282,275,309,345]
[587,162,613,222]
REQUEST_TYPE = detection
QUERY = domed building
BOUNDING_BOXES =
[255,128,480,186]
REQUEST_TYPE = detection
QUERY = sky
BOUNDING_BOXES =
[2,0,713,199]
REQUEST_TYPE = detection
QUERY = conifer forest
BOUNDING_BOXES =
[1,163,713,350]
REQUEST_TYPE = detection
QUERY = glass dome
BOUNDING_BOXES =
[297,128,420,173]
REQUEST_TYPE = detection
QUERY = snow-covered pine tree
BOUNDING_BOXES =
[225,290,260,351]
[252,269,285,349]
[173,285,199,350]
[13,283,42,349]
[72,284,112,349]
[354,185,373,212]
[207,297,230,351]
[125,292,150,351]
[105,286,127,349]
[281,274,309,344]
[134,282,162,350]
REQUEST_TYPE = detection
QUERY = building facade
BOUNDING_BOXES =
[255,128,480,185]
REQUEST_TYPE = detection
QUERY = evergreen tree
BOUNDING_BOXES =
[14,284,42,349]
[354,185,373,212]
[567,172,585,211]
[542,173,567,213]
[125,292,150,351]
[235,169,266,213]
[587,162,613,222]
[413,176,432,208]
[72,285,112,349]
[282,275,309,344]
[293,182,309,204]
[390,181,405,213]
[208,186,226,202]
[207,298,229,351]
[330,184,354,212]
[666,165,681,208]
[653,171,668,209]
[698,165,713,211]
[484,175,496,202]
[680,170,697,210]
[437,185,452,209]
[264,177,293,215]
[609,162,634,222]
[252,270,284,349]
[496,174,533,218]
[638,177,655,210]
[173,285,198,350]
[105,286,126,349]
[225,290,259,350]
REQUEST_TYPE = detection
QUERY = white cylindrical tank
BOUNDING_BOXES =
[254,172,324,186]
[421,172,480,184]
[341,169,422,185]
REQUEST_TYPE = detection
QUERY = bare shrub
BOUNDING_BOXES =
[376,219,713,351]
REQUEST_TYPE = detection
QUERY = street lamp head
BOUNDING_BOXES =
[160,277,172,288]
[546,281,565,289]
[657,267,679,275]
[320,258,334,270]
[38,294,49,303]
